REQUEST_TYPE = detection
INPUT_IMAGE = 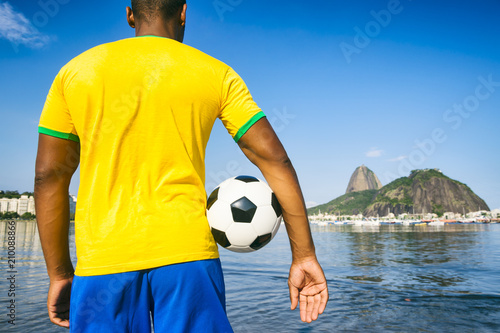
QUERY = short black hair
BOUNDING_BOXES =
[131,0,186,23]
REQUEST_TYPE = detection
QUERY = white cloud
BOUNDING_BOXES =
[388,155,408,162]
[0,2,50,48]
[366,147,383,158]
[306,201,318,208]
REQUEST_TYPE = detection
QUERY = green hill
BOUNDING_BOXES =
[308,169,489,217]
[364,169,489,217]
[307,189,377,216]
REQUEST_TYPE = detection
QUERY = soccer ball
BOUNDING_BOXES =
[207,175,283,253]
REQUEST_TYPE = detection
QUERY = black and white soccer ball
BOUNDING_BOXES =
[207,176,283,253]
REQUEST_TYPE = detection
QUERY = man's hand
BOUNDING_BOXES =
[237,118,329,321]
[47,277,73,328]
[288,257,329,323]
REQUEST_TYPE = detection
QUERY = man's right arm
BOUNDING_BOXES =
[35,134,80,328]
[237,118,328,323]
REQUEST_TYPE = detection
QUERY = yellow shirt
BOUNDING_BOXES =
[39,36,265,276]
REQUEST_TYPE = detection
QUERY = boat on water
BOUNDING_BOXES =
[359,219,380,226]
[414,222,428,226]
[350,219,379,226]
[428,220,445,226]
[380,219,401,225]
[402,219,420,225]
[441,219,461,224]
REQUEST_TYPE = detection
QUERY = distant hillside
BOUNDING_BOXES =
[308,169,490,217]
[346,165,382,193]
[307,189,377,216]
[363,169,489,217]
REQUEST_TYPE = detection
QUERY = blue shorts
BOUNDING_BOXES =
[69,259,233,333]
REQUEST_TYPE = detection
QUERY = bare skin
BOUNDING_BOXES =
[238,118,328,322]
[35,134,79,328]
[126,4,187,41]
[35,3,328,328]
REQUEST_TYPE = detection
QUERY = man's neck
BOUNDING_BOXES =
[135,22,180,41]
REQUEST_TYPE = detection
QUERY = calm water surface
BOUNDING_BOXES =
[1,221,500,332]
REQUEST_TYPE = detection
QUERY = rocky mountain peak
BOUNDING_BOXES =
[346,165,383,194]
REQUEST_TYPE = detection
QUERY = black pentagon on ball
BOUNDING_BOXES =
[231,197,257,223]
[271,193,282,217]
[207,187,219,210]
[250,233,272,251]
[235,175,259,183]
[211,227,231,248]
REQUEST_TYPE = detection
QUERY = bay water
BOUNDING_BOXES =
[1,221,500,332]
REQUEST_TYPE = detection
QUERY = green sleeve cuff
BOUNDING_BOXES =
[233,111,266,143]
[39,127,80,143]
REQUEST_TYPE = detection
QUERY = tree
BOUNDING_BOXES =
[1,190,20,199]
[21,212,36,220]
[432,204,444,218]
[1,211,19,219]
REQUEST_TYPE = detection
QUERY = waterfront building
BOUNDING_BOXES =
[0,194,66,216]
[467,211,489,218]
[27,196,35,215]
[8,199,18,213]
[0,198,9,213]
[0,197,22,214]
[69,195,77,215]
[443,212,460,219]
[18,195,30,215]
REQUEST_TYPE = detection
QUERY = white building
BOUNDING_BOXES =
[443,212,459,219]
[467,210,489,218]
[0,198,9,213]
[0,195,36,216]
[27,196,35,215]
[69,195,77,215]
[8,199,18,213]
[18,195,30,215]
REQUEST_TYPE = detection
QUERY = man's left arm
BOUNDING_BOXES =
[34,134,80,328]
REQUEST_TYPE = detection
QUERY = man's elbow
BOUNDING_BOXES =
[275,153,292,167]
[34,169,54,189]
[34,167,69,189]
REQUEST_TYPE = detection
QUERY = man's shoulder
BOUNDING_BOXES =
[59,41,114,73]
[62,37,230,75]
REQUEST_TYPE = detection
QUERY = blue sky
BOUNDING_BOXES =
[1,0,499,210]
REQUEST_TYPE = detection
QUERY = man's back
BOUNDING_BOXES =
[35,2,327,329]
[39,36,264,276]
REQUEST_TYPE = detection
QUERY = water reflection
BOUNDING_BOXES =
[1,220,41,253]
[312,224,493,291]
[1,221,499,332]
[0,221,75,332]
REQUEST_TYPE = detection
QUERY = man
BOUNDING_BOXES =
[34,1,328,331]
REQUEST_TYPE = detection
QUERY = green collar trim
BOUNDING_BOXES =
[135,35,166,38]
